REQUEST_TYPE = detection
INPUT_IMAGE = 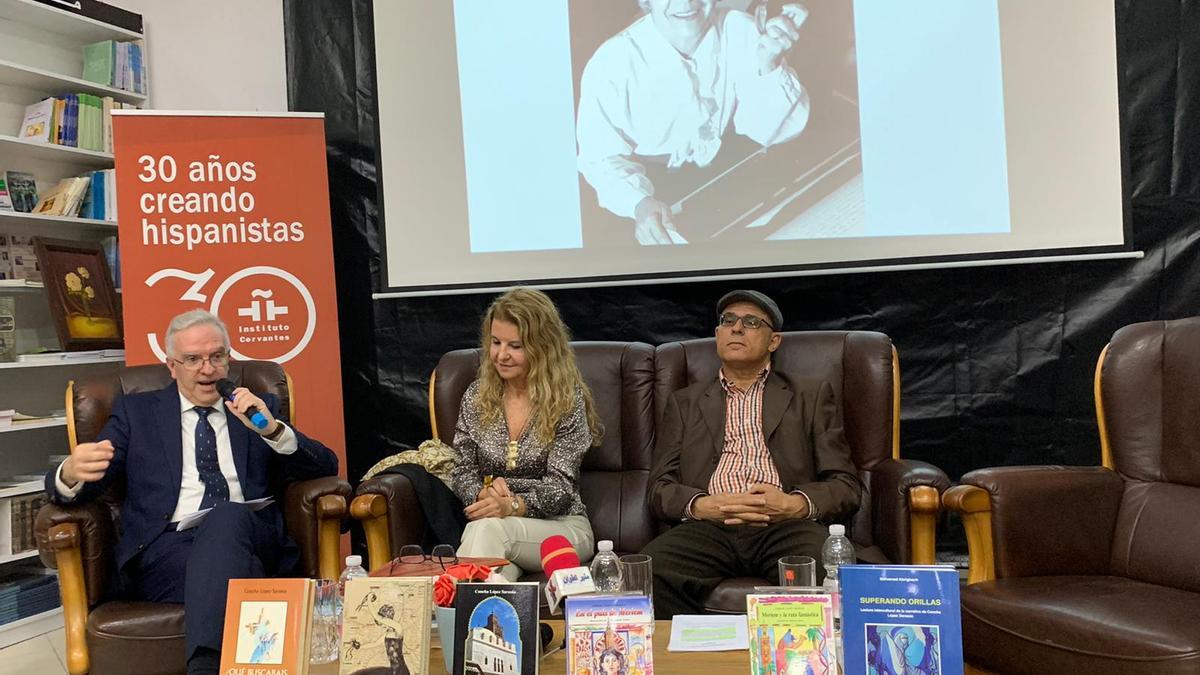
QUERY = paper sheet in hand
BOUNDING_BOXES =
[175,497,274,531]
[668,614,749,651]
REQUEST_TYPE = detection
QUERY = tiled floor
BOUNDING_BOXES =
[0,628,67,674]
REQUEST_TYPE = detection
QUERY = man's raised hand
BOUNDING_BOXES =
[61,440,114,486]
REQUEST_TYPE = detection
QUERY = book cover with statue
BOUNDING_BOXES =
[840,564,963,675]
[219,577,315,675]
[565,594,654,675]
[745,593,835,675]
[339,576,432,675]
[453,582,539,675]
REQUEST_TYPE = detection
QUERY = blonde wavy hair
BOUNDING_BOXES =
[476,288,603,446]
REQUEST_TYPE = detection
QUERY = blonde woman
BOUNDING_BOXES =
[451,288,603,581]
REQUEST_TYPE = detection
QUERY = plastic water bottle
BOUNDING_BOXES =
[822,524,854,674]
[590,540,623,593]
[337,554,368,632]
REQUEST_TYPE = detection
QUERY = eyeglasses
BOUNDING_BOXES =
[397,544,458,570]
[170,350,230,371]
[718,312,774,331]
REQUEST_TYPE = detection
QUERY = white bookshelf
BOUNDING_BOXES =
[0,607,61,649]
[0,132,114,167]
[0,209,117,233]
[0,57,145,105]
[0,0,140,43]
[0,0,141,646]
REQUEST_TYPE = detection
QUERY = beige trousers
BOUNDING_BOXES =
[457,514,595,582]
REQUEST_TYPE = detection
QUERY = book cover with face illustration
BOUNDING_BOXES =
[340,576,433,675]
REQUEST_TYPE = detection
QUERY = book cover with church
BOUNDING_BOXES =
[453,582,539,675]
[219,577,315,675]
[564,594,654,675]
[840,564,963,675]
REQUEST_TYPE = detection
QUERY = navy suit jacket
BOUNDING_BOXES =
[44,382,338,573]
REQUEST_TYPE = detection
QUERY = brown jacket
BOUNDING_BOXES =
[648,370,861,523]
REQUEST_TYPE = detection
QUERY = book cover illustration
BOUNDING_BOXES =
[564,594,654,675]
[453,582,539,675]
[745,593,835,675]
[840,565,963,675]
[5,172,37,214]
[340,576,432,675]
[219,577,315,675]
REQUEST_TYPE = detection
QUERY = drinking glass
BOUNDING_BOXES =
[619,553,654,609]
[778,555,817,587]
[309,579,340,664]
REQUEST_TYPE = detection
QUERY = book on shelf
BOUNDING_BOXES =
[841,565,964,675]
[340,576,432,675]
[745,592,835,675]
[565,594,654,675]
[0,567,60,626]
[5,173,38,214]
[16,349,124,363]
[0,296,13,362]
[7,235,40,282]
[0,175,12,211]
[19,100,54,144]
[454,582,540,675]
[82,39,146,94]
[1,492,48,556]
[220,577,316,675]
[33,177,90,217]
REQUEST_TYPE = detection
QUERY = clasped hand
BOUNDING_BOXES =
[695,483,807,526]
[464,476,515,521]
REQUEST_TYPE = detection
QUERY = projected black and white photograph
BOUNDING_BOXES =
[572,0,862,246]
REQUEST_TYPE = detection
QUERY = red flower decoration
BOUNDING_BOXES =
[433,563,492,607]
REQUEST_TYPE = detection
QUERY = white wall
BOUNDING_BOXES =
[106,0,289,112]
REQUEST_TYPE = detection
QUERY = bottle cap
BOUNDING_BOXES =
[597,540,614,552]
[829,524,845,536]
[346,554,363,567]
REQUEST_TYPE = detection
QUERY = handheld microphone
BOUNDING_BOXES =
[541,535,595,615]
[215,378,270,430]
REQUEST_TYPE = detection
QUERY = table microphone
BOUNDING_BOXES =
[541,535,595,615]
[215,378,270,430]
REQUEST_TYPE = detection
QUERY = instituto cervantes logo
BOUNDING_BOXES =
[145,266,316,364]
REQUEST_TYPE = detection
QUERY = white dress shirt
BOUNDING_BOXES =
[55,392,298,522]
[577,8,810,218]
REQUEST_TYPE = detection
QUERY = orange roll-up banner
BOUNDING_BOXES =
[111,111,345,471]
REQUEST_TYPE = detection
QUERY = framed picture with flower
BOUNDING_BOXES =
[32,237,122,350]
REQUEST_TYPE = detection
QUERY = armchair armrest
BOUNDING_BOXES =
[864,458,951,565]
[283,476,351,580]
[35,502,116,675]
[947,466,1123,584]
[352,473,427,571]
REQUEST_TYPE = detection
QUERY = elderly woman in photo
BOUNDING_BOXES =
[451,287,603,581]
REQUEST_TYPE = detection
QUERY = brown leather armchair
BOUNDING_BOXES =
[944,318,1200,674]
[353,333,948,613]
[654,331,949,612]
[353,342,658,575]
[34,362,351,675]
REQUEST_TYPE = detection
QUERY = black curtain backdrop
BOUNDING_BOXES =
[282,1,1200,497]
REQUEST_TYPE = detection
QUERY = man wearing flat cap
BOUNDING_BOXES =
[642,289,860,617]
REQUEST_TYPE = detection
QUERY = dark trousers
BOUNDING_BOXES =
[125,502,290,659]
[641,519,828,619]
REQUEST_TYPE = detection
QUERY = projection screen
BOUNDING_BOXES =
[372,0,1130,294]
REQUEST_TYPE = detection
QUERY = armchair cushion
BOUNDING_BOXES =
[962,576,1200,673]
[87,602,185,675]
[963,465,1124,578]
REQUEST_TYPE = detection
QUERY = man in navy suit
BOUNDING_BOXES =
[45,309,338,675]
